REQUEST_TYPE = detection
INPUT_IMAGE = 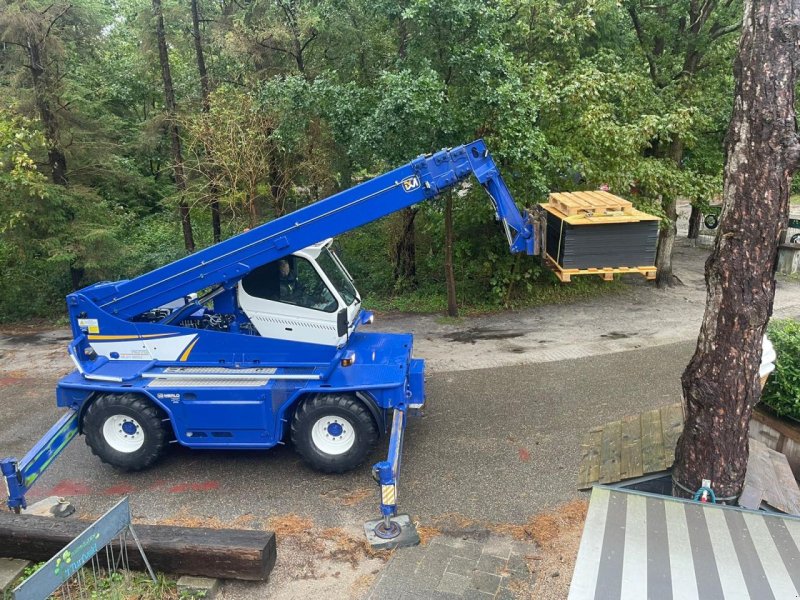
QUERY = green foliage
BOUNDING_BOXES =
[0,0,742,319]
[5,563,194,600]
[762,320,800,421]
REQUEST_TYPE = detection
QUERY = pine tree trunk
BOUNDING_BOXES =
[672,0,799,500]
[444,193,458,317]
[153,0,195,253]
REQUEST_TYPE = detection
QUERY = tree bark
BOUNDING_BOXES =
[393,207,418,287]
[672,0,799,500]
[655,139,684,287]
[444,192,458,317]
[687,204,702,240]
[191,0,221,244]
[153,0,195,253]
[655,196,678,287]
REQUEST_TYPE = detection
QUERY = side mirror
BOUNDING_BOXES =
[337,308,348,338]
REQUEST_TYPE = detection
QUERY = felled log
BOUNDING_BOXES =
[0,511,276,581]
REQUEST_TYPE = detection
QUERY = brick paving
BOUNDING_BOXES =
[367,534,537,599]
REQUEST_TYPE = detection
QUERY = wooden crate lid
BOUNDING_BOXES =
[549,190,632,216]
[539,203,659,225]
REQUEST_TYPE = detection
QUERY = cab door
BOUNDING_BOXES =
[238,256,344,347]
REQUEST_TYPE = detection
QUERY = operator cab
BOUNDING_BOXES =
[238,239,361,347]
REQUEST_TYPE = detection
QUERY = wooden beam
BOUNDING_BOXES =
[0,512,276,581]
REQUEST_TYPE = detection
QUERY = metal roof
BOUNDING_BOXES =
[569,486,800,600]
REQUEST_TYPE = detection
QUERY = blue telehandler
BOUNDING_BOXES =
[1,139,535,545]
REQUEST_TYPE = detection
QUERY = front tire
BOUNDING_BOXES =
[291,394,378,473]
[83,393,169,471]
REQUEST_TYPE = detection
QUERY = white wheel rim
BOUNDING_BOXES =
[102,415,145,453]
[311,415,355,455]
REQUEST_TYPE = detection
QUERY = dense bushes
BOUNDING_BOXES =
[762,319,800,420]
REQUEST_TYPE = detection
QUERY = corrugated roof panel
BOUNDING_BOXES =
[569,486,800,600]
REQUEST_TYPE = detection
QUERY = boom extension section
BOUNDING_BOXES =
[86,139,533,320]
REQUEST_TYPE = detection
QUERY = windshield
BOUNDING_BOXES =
[317,248,359,306]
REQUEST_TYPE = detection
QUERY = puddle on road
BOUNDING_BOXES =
[0,331,72,346]
[444,327,526,344]
[600,331,637,340]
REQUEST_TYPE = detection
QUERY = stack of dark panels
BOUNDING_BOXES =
[545,211,658,270]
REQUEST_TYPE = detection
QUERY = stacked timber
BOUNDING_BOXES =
[540,191,659,282]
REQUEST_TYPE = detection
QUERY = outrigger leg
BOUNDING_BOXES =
[2,409,80,513]
[364,407,420,549]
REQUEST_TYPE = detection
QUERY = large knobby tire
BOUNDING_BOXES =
[83,393,169,471]
[291,394,378,473]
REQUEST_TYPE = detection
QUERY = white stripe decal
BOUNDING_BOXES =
[620,493,648,597]
[569,487,611,600]
[784,518,800,554]
[704,507,749,599]
[90,334,199,361]
[664,500,699,600]
[741,512,798,598]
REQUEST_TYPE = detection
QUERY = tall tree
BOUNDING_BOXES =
[0,1,73,185]
[152,0,194,252]
[444,190,457,317]
[624,0,742,287]
[190,0,221,243]
[673,0,799,499]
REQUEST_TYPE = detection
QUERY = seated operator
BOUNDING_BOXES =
[278,259,300,301]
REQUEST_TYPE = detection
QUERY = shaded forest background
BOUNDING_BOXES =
[0,0,752,321]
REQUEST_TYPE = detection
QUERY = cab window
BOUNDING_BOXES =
[241,256,339,313]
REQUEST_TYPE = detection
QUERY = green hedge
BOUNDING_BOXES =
[762,319,800,420]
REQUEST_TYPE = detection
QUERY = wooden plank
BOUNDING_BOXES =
[544,255,656,284]
[739,438,800,516]
[599,420,622,484]
[620,415,643,480]
[741,438,771,510]
[578,427,604,489]
[549,191,631,215]
[766,443,800,515]
[641,408,666,473]
[753,405,800,443]
[660,403,684,467]
[0,512,277,581]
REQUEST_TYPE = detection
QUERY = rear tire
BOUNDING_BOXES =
[83,393,169,471]
[291,394,378,473]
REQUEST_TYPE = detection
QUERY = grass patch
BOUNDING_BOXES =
[364,276,625,316]
[6,564,193,600]
[791,194,800,205]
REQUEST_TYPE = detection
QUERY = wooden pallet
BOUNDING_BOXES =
[545,254,657,283]
[548,191,633,217]
[739,438,800,514]
[578,403,684,489]
[578,404,800,516]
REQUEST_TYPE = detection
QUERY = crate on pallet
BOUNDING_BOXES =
[540,191,659,282]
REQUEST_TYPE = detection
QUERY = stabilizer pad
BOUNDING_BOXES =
[364,514,420,550]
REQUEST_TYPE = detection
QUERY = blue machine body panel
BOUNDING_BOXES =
[55,330,416,449]
[2,140,534,518]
